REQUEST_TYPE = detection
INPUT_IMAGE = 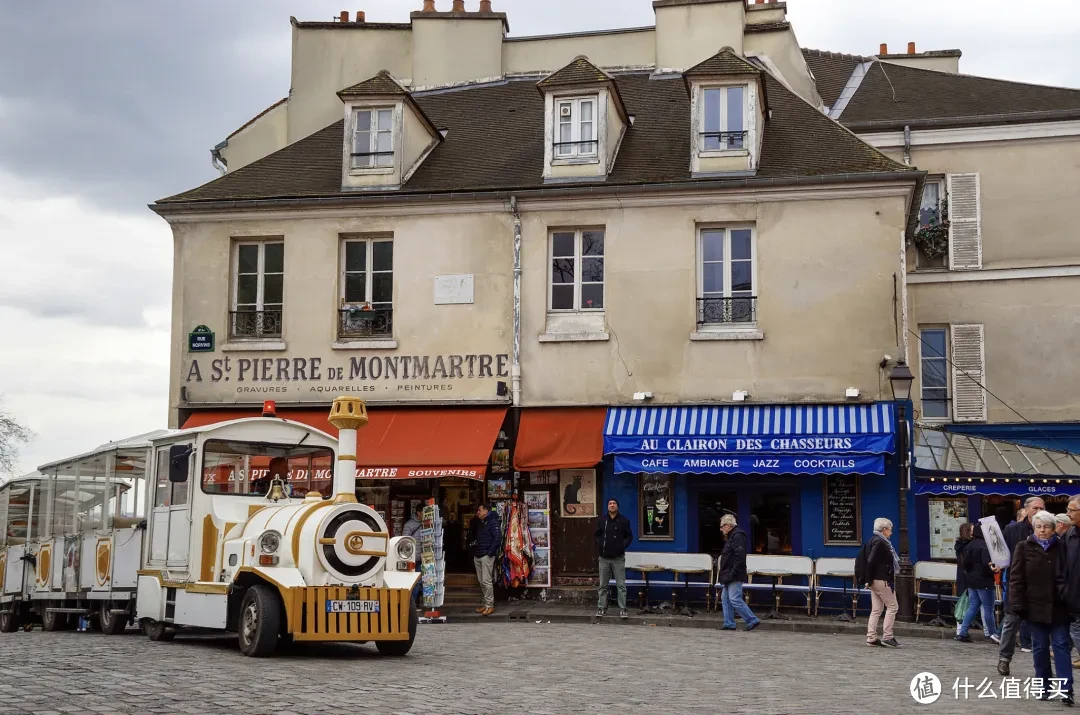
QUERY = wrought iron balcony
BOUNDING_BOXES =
[696,296,756,327]
[339,306,393,339]
[229,310,282,339]
[701,130,748,151]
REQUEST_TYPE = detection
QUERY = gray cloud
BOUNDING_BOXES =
[2,1,1077,215]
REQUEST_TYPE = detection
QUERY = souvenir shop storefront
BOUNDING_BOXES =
[181,404,609,586]
[911,427,1080,562]
[601,403,906,560]
[182,405,514,574]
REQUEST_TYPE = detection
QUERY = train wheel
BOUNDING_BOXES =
[376,605,418,657]
[41,609,65,632]
[142,618,174,642]
[0,610,19,633]
[100,603,127,635]
[238,585,280,657]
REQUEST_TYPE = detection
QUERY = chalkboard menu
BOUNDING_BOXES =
[824,475,861,545]
[639,474,674,541]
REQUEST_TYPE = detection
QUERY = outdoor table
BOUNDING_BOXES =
[670,567,709,617]
[633,564,665,615]
[756,571,790,621]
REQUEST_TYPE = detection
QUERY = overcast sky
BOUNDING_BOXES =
[1,0,1078,476]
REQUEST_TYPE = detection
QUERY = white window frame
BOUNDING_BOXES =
[699,84,749,155]
[548,229,605,313]
[554,96,598,160]
[339,237,394,309]
[696,226,757,327]
[351,107,395,170]
[919,326,950,422]
[231,239,284,315]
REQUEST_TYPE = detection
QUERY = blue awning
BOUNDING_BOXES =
[914,479,1079,498]
[604,404,896,476]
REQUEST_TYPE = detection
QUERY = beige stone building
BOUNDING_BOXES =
[155,1,1080,582]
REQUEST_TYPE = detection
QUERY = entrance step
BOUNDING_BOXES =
[444,573,479,587]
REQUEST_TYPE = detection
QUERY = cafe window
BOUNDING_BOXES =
[638,474,673,541]
[750,492,791,554]
[928,497,968,560]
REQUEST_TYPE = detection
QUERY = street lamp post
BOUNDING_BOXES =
[889,360,916,621]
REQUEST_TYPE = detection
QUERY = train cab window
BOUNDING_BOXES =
[155,449,189,507]
[201,440,334,499]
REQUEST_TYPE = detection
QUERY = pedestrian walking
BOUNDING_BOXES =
[1061,495,1080,668]
[861,517,901,648]
[998,496,1044,675]
[1009,510,1073,704]
[954,523,974,636]
[471,503,500,616]
[955,523,1000,643]
[718,514,760,632]
[595,498,633,619]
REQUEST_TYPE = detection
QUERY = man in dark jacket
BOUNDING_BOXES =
[1061,495,1080,666]
[718,514,760,631]
[998,497,1043,675]
[595,498,633,619]
[954,523,973,635]
[471,503,501,616]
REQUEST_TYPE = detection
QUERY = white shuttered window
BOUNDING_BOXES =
[947,173,981,270]
[950,323,986,422]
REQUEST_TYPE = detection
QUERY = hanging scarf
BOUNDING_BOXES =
[1035,533,1058,551]
[503,500,535,587]
[875,529,900,575]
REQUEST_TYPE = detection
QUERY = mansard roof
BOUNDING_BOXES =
[157,71,912,207]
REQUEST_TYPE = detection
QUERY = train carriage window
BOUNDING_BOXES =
[201,440,334,499]
[0,489,8,548]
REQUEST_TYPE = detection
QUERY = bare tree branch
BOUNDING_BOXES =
[0,398,34,477]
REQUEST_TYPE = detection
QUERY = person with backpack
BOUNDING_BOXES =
[955,522,1000,643]
[953,523,974,635]
[860,517,901,648]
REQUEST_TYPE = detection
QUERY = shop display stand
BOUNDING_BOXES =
[524,491,552,589]
[419,501,447,623]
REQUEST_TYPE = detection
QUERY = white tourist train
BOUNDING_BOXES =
[0,396,421,656]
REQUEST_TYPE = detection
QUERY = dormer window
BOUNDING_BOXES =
[683,47,766,178]
[555,97,598,160]
[351,108,394,169]
[701,86,746,152]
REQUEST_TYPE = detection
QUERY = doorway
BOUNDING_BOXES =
[749,491,793,555]
[438,479,485,573]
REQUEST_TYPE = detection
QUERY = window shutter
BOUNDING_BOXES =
[951,324,986,423]
[947,173,981,270]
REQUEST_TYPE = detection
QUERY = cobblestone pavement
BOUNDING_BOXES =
[0,623,1057,714]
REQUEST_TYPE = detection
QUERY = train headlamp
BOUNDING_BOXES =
[259,530,282,555]
[395,537,416,561]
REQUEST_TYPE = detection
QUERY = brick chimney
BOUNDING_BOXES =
[480,0,493,11]
[879,43,888,55]
[339,10,349,22]
[422,0,436,11]
[907,42,916,55]
[452,0,465,11]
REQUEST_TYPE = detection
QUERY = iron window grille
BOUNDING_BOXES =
[696,296,756,326]
[230,310,283,339]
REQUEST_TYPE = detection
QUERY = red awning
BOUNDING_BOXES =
[182,407,507,481]
[513,408,606,471]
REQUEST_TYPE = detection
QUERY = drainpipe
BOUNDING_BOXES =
[902,125,912,166]
[509,196,522,407]
[211,140,228,175]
